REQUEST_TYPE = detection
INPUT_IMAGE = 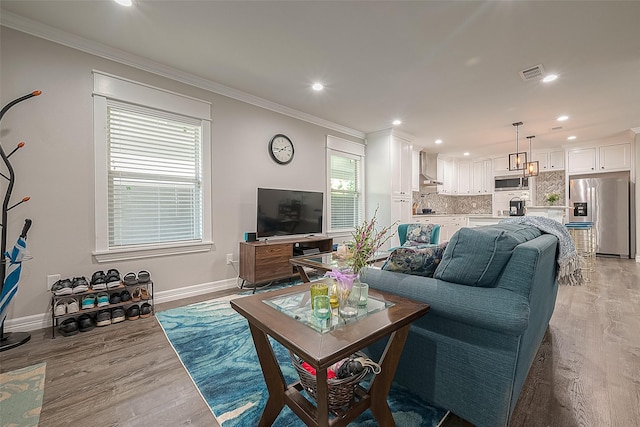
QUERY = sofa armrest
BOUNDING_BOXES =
[362,268,530,335]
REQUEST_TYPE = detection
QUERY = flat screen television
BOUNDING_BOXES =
[257,188,324,238]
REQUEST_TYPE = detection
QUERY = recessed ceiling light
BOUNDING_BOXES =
[435,139,443,144]
[567,136,577,140]
[392,119,402,126]
[311,83,324,91]
[557,115,569,121]
[463,152,470,156]
[542,74,558,83]
[114,0,133,6]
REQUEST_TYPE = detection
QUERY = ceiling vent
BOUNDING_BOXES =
[552,126,563,131]
[519,64,545,81]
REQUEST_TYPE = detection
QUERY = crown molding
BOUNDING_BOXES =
[631,127,640,134]
[1,11,366,139]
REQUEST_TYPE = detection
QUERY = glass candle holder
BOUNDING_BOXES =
[309,282,328,309]
[313,295,331,319]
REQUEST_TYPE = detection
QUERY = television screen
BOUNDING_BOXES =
[257,188,324,238]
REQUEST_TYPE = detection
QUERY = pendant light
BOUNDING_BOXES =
[523,135,539,177]
[508,122,527,171]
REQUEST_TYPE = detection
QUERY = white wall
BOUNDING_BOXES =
[0,28,364,323]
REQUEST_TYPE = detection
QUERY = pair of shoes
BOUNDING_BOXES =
[97,292,110,307]
[71,277,89,293]
[59,318,79,336]
[123,270,151,286]
[106,269,122,289]
[82,294,96,310]
[111,307,126,323]
[91,271,107,291]
[52,279,73,296]
[78,314,95,332]
[140,302,152,318]
[127,304,140,320]
[54,298,79,316]
[96,309,111,327]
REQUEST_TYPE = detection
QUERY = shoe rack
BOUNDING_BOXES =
[50,280,154,338]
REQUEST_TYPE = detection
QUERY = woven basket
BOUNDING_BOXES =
[290,351,370,411]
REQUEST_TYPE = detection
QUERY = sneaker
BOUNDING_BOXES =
[109,292,121,304]
[91,271,107,291]
[78,314,95,332]
[127,304,140,321]
[106,269,122,289]
[59,318,79,336]
[52,278,73,296]
[72,277,89,294]
[120,290,131,302]
[82,294,96,310]
[140,302,152,319]
[111,307,126,323]
[96,309,111,327]
[97,292,110,307]
[67,298,80,314]
[54,299,67,316]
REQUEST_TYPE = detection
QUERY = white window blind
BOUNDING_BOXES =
[329,153,363,230]
[107,101,203,248]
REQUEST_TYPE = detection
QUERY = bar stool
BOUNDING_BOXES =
[565,222,596,282]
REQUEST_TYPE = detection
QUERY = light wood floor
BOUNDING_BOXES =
[2,257,639,426]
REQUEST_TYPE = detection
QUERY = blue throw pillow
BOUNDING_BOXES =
[433,224,541,287]
[404,223,434,246]
[382,242,448,278]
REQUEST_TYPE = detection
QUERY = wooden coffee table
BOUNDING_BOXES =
[230,281,429,427]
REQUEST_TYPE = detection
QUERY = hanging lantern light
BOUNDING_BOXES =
[508,121,527,171]
[523,135,539,177]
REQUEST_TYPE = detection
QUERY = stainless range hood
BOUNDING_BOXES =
[420,151,443,186]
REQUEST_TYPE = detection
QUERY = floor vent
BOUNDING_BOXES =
[519,64,545,81]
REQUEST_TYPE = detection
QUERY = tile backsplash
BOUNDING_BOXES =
[534,171,566,205]
[413,186,492,215]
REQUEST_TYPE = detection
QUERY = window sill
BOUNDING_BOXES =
[93,241,213,263]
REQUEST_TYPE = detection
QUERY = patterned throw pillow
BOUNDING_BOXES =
[382,242,448,278]
[404,223,435,246]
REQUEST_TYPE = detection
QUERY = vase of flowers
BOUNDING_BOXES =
[325,207,396,317]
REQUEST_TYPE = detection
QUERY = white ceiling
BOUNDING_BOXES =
[2,0,640,158]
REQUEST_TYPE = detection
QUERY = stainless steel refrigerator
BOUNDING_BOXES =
[569,171,631,258]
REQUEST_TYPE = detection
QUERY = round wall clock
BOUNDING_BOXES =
[268,134,294,165]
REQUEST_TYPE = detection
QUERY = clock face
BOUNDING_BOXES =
[269,134,294,165]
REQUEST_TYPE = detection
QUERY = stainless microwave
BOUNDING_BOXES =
[494,175,529,191]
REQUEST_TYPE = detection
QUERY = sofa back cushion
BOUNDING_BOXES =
[433,224,541,287]
[382,242,448,278]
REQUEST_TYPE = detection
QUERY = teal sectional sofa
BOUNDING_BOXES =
[363,223,560,427]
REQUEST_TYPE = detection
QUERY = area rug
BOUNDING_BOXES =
[0,362,46,427]
[157,294,447,426]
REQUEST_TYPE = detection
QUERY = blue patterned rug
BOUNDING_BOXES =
[157,293,447,426]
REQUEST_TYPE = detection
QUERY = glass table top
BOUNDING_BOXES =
[295,251,391,270]
[263,289,394,333]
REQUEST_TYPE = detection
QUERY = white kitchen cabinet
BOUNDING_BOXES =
[390,197,413,247]
[567,143,631,174]
[472,159,493,194]
[532,150,565,171]
[411,149,420,192]
[493,156,510,174]
[437,158,456,194]
[457,161,471,195]
[390,135,412,196]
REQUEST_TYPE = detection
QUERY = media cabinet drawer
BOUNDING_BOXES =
[255,245,291,259]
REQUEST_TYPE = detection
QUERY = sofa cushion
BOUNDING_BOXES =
[381,242,448,278]
[404,223,435,246]
[433,224,541,287]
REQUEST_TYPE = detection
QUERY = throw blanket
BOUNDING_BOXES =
[499,216,583,285]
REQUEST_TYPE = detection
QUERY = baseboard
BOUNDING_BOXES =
[3,278,238,333]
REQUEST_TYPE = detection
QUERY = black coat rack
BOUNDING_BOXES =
[0,90,40,351]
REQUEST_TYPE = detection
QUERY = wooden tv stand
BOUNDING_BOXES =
[239,236,333,286]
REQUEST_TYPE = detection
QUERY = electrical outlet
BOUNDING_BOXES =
[226,253,233,265]
[47,274,60,290]
[472,202,477,208]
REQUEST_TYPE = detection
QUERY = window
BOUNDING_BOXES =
[94,72,211,262]
[326,136,365,232]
